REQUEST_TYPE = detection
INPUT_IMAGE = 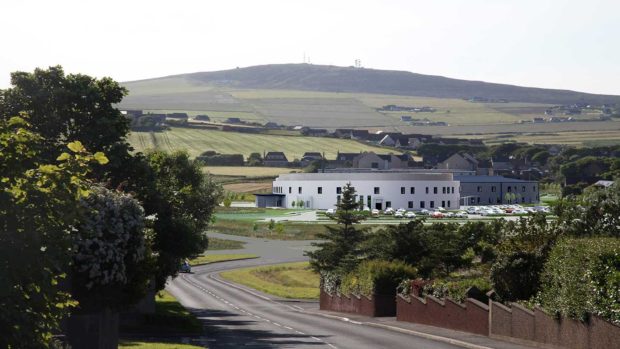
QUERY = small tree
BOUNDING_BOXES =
[307,183,366,275]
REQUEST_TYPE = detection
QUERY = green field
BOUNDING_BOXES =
[128,127,396,159]
[220,262,319,299]
[207,237,246,250]
[202,166,297,177]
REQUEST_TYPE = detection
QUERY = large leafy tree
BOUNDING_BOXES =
[0,117,105,348]
[0,66,129,157]
[307,183,366,275]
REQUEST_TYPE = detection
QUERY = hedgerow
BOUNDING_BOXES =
[339,259,417,297]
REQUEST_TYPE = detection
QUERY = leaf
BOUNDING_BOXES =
[93,152,109,165]
[67,141,85,153]
[56,152,71,161]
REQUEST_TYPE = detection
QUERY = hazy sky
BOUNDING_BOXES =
[1,0,619,94]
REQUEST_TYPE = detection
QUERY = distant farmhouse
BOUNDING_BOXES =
[263,151,289,167]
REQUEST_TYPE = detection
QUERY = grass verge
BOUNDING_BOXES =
[119,340,205,348]
[189,254,258,266]
[220,262,319,299]
[207,237,245,250]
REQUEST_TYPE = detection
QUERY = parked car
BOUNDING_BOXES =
[454,211,468,218]
[430,211,444,219]
[384,207,395,215]
[371,209,380,217]
[405,211,416,219]
[419,209,430,215]
[394,211,404,218]
[180,260,191,273]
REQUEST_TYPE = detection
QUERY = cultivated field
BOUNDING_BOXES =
[223,181,273,194]
[202,166,296,177]
[128,127,397,159]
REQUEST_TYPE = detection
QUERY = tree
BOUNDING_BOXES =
[307,183,366,275]
[364,220,430,268]
[0,117,105,348]
[0,66,129,160]
[247,152,263,166]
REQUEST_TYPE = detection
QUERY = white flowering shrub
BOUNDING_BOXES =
[73,186,147,290]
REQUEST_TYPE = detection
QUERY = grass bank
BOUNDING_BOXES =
[207,237,245,250]
[189,254,258,266]
[220,262,319,299]
[119,341,205,348]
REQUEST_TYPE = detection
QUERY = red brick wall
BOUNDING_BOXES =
[319,290,396,317]
[396,294,489,336]
[489,301,620,349]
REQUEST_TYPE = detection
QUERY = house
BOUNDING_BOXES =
[351,130,370,140]
[301,152,323,167]
[437,153,493,176]
[532,117,545,123]
[195,114,210,121]
[167,112,188,119]
[593,180,614,188]
[401,116,412,122]
[301,128,329,137]
[457,175,539,205]
[225,117,242,124]
[379,135,396,147]
[332,152,361,167]
[264,152,289,167]
[123,109,143,117]
[491,158,514,177]
[333,129,355,138]
[264,122,279,129]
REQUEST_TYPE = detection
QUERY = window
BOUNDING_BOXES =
[522,197,525,203]
[533,186,536,192]
[374,187,380,194]
[336,187,342,194]
[491,186,496,192]
[288,187,292,194]
[410,187,415,194]
[371,162,379,169]
[430,201,435,208]
[488,198,492,204]
[477,197,481,203]
[522,186,526,192]
[426,187,429,194]
[420,201,425,208]
[408,201,414,208]
[434,187,438,194]
[298,187,302,194]
[448,200,451,208]
[386,201,391,208]
[442,187,446,194]
[337,195,341,203]
[507,186,512,193]
[367,195,371,208]
[401,187,405,194]
[317,187,322,194]
[452,187,455,194]
[441,200,445,207]
[477,186,482,193]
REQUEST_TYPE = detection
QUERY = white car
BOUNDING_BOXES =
[454,211,468,218]
[384,207,395,215]
[371,209,380,216]
[405,211,416,219]
[419,209,430,215]
[394,211,404,218]
[326,208,336,215]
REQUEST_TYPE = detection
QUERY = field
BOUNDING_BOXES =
[128,127,396,160]
[219,262,319,299]
[222,181,273,194]
[207,237,246,250]
[202,166,296,177]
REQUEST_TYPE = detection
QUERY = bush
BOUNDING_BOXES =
[422,277,491,303]
[490,250,546,302]
[339,260,417,297]
[196,153,244,166]
[538,237,620,324]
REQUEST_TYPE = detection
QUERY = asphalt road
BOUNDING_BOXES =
[168,234,464,349]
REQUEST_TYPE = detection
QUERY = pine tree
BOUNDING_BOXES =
[307,182,367,274]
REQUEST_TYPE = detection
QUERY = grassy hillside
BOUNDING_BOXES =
[124,64,620,105]
[128,127,397,159]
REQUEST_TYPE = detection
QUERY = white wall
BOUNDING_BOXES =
[272,179,460,210]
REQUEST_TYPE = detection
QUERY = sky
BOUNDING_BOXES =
[1,0,619,94]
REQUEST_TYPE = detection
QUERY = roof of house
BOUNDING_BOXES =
[336,152,360,161]
[265,152,288,160]
[455,175,537,183]
[593,180,615,188]
[302,152,323,158]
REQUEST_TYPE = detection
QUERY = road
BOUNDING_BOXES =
[168,233,466,349]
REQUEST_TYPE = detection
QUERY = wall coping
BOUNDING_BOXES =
[466,297,490,311]
[510,302,535,316]
[491,300,513,313]
[446,297,467,309]
[324,290,374,301]
[427,295,446,306]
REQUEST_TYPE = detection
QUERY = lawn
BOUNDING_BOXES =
[189,254,258,266]
[209,218,326,240]
[207,237,245,250]
[220,262,319,299]
[128,127,396,160]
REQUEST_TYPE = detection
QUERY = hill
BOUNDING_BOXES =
[124,64,620,105]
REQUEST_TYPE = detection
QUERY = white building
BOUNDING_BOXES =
[258,172,461,210]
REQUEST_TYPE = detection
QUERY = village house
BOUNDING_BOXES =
[263,151,289,167]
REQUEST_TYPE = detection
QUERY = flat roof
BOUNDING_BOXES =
[455,175,537,183]
[276,172,454,181]
[254,193,286,196]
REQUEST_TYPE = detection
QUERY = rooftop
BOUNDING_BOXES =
[455,175,537,183]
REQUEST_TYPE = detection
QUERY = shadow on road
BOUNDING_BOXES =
[190,307,330,348]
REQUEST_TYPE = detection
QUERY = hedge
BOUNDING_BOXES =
[339,260,417,297]
[422,277,492,303]
[538,237,620,324]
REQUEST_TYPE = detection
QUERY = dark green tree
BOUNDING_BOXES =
[247,152,263,166]
[307,183,366,274]
[364,220,429,268]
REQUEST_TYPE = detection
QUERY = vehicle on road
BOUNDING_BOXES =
[180,260,191,273]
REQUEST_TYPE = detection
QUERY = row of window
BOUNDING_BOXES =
[284,186,458,195]
[476,185,537,193]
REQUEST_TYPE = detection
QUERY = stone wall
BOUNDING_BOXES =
[489,301,620,349]
[396,294,489,336]
[319,290,396,317]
